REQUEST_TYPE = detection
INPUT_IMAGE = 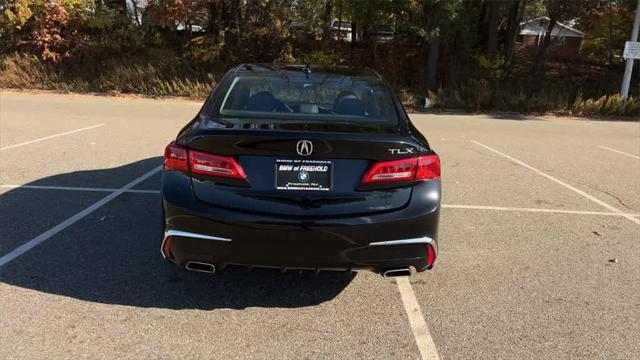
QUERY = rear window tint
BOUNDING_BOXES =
[211,74,399,126]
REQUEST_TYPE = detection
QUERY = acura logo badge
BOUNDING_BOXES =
[296,140,313,156]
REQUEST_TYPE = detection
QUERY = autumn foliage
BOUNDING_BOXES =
[0,0,637,116]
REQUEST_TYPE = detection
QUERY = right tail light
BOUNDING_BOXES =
[426,243,437,267]
[360,154,440,185]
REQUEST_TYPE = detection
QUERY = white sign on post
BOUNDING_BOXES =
[623,41,640,59]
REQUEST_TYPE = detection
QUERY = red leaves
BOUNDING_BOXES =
[32,2,70,62]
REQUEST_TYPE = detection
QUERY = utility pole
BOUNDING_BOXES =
[621,0,640,100]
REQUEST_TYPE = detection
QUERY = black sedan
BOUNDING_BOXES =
[160,64,441,277]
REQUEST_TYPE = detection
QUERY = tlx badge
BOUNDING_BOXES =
[388,148,415,155]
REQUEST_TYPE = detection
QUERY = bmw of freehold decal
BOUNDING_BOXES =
[276,159,332,191]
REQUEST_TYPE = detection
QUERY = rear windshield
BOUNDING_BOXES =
[209,74,399,128]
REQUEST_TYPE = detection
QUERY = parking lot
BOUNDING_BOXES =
[1,91,639,359]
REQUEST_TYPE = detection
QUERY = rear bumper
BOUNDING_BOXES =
[161,174,440,273]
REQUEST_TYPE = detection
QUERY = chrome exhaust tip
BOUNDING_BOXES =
[382,268,411,278]
[185,261,216,273]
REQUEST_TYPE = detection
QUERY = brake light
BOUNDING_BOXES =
[164,144,188,172]
[189,150,247,179]
[361,158,417,183]
[361,154,440,184]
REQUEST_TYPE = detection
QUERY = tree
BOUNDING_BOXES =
[579,0,636,65]
[417,0,465,91]
[103,0,127,16]
[0,0,34,47]
[529,0,599,79]
[503,0,525,67]
[486,0,500,59]
[321,0,333,45]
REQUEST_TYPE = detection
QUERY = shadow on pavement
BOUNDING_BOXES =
[0,158,354,310]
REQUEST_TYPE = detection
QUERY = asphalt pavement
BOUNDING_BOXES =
[1,91,639,359]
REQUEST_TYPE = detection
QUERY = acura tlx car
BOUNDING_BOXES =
[160,64,441,277]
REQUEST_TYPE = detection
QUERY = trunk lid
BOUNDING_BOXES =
[187,129,422,217]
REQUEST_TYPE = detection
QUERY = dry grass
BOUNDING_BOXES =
[0,53,66,90]
[1,53,638,117]
[420,78,639,117]
[572,94,640,117]
[0,53,214,99]
[93,63,213,99]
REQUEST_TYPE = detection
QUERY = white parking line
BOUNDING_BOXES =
[396,277,440,360]
[0,124,105,151]
[0,184,159,194]
[3,184,639,218]
[471,140,640,225]
[0,166,161,268]
[599,145,640,160]
[442,204,640,217]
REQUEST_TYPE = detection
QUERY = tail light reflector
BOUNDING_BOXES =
[426,243,436,267]
[161,234,173,259]
[164,144,188,172]
[361,154,440,184]
[189,150,247,179]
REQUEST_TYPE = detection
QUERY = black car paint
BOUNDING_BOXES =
[161,64,440,274]
[163,172,439,272]
[188,132,424,216]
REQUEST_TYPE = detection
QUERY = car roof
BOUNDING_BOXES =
[232,64,382,81]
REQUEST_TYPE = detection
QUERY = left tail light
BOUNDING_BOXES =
[163,143,247,180]
[189,150,247,179]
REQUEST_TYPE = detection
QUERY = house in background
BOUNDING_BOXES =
[517,17,586,57]
[328,19,354,42]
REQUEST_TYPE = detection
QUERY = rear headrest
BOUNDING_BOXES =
[334,92,367,116]
[245,91,277,112]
